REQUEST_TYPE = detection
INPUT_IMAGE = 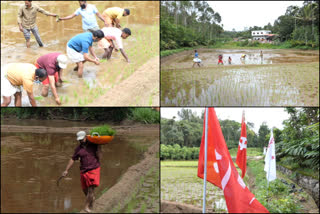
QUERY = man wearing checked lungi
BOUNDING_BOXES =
[62,131,101,213]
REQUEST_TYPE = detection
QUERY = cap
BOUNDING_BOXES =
[77,131,86,141]
[57,54,68,69]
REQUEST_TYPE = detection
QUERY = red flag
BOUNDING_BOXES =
[236,111,247,178]
[198,108,269,213]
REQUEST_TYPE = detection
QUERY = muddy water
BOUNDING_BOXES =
[161,49,319,106]
[1,1,159,106]
[161,49,319,69]
[1,125,158,213]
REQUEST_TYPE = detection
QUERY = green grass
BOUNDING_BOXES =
[161,160,198,167]
[129,108,160,124]
[229,147,263,157]
[90,124,116,136]
[248,159,301,213]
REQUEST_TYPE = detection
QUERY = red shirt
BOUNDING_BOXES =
[218,55,223,60]
[36,52,61,76]
[72,142,100,173]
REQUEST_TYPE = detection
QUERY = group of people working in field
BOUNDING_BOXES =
[192,50,264,67]
[2,1,132,107]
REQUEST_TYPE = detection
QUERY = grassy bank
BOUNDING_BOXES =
[247,159,314,213]
[161,41,319,57]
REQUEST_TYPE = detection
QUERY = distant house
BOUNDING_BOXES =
[251,30,272,41]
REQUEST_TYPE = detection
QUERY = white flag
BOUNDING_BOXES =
[264,129,276,182]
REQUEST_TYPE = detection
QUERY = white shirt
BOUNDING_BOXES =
[101,27,123,49]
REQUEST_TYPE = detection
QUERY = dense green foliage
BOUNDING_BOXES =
[161,1,319,53]
[129,108,160,124]
[90,124,116,136]
[160,144,200,160]
[161,109,274,150]
[276,108,319,171]
[1,108,160,124]
[160,1,223,50]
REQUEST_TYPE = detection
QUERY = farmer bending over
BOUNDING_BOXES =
[62,131,102,213]
[102,7,130,28]
[58,1,107,33]
[18,0,57,48]
[1,63,47,107]
[192,50,201,67]
[218,54,224,65]
[99,27,131,63]
[36,53,68,105]
[67,30,104,78]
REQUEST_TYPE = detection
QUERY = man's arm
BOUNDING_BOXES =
[84,52,100,65]
[37,6,57,17]
[96,12,107,25]
[97,145,102,161]
[17,7,24,32]
[27,91,37,107]
[48,76,61,105]
[59,13,77,21]
[114,18,121,28]
[89,46,99,60]
[120,48,129,62]
[62,159,74,176]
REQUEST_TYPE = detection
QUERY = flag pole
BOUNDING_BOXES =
[266,128,272,201]
[202,108,209,213]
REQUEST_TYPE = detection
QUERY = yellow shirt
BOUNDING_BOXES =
[103,7,124,20]
[6,63,36,94]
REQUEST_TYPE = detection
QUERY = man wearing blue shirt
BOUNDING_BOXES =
[59,1,106,32]
[67,30,104,78]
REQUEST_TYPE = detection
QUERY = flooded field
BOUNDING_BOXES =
[161,161,227,213]
[161,49,319,106]
[1,1,159,106]
[1,122,159,213]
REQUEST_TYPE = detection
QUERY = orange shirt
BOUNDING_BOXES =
[6,63,36,94]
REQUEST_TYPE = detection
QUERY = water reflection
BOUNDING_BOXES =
[1,131,157,213]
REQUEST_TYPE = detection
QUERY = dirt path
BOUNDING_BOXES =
[90,56,159,106]
[78,140,159,213]
[161,200,205,213]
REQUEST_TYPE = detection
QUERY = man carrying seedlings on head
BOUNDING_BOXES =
[62,131,102,213]
[99,27,131,63]
[35,53,68,105]
[18,0,58,48]
[58,1,107,33]
[1,63,47,107]
[102,7,130,28]
[66,30,104,78]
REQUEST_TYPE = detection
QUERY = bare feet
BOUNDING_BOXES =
[84,207,92,213]
[89,196,95,209]
[73,66,78,71]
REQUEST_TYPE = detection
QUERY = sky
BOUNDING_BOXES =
[208,1,304,31]
[161,108,290,133]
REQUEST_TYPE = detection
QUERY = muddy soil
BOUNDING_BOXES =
[161,48,319,69]
[161,200,205,213]
[82,140,159,213]
[1,1,159,106]
[89,56,159,106]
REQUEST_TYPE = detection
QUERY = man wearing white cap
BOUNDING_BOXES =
[35,53,68,105]
[62,131,101,213]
